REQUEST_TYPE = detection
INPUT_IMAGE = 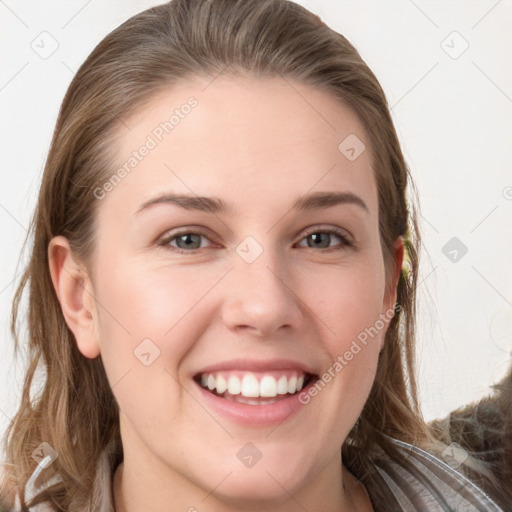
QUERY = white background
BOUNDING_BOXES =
[1,0,511,445]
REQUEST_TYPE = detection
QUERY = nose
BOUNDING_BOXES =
[221,242,304,338]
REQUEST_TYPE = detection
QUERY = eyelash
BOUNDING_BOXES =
[157,226,353,254]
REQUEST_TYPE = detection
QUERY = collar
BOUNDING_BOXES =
[19,442,118,512]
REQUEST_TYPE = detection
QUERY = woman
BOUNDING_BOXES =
[0,0,504,510]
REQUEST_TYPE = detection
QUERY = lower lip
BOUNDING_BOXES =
[194,380,315,426]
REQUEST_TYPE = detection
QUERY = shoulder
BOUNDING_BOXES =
[0,458,61,512]
[0,442,117,512]
[0,475,56,512]
[0,493,54,512]
[363,436,506,511]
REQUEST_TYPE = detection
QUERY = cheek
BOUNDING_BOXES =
[95,254,220,337]
[312,254,387,351]
[302,254,387,423]
[91,251,231,393]
[90,258,223,433]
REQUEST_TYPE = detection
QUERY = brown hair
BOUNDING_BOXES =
[2,0,432,509]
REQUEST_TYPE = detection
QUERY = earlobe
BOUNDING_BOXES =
[48,236,100,359]
[380,237,405,351]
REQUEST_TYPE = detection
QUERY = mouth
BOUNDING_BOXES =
[193,370,318,406]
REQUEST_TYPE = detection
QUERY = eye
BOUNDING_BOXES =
[157,226,353,254]
[296,227,352,252]
[157,229,214,253]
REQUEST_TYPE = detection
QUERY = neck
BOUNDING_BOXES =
[112,454,373,512]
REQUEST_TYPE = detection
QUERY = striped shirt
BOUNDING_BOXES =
[357,437,506,511]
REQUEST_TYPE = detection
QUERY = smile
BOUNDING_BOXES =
[192,359,320,425]
[195,370,313,405]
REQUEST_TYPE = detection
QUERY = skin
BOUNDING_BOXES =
[49,74,403,512]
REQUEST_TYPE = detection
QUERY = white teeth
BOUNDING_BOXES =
[276,375,288,395]
[216,374,228,394]
[241,374,260,397]
[259,375,277,397]
[227,375,241,395]
[287,375,297,394]
[199,372,308,398]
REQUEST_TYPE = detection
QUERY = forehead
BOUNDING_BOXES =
[101,74,377,218]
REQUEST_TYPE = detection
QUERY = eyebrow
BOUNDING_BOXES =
[136,191,369,216]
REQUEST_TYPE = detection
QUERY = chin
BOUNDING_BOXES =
[216,456,311,502]
[207,477,297,509]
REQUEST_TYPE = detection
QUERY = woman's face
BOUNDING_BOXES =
[76,75,401,508]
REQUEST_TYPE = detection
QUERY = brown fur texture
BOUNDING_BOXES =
[430,365,512,511]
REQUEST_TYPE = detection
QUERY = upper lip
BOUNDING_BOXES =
[193,358,318,377]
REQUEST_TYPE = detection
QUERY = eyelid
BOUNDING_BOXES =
[157,226,216,248]
[300,224,353,242]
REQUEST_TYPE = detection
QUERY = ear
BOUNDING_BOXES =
[380,236,405,350]
[48,236,100,359]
